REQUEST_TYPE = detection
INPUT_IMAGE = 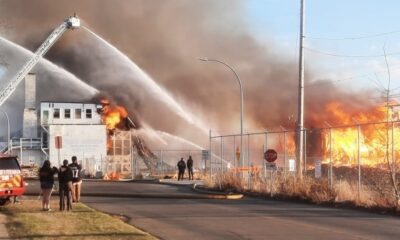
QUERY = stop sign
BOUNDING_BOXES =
[264,149,277,162]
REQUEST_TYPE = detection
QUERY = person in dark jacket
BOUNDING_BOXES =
[177,158,186,181]
[69,156,82,203]
[58,159,73,211]
[187,156,194,180]
[39,160,58,211]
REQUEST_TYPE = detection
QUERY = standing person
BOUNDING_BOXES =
[187,156,194,180]
[69,156,82,203]
[177,158,186,181]
[38,160,57,211]
[58,159,73,211]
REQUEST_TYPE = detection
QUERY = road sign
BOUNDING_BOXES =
[315,160,322,178]
[202,150,209,160]
[264,149,277,162]
[55,136,62,149]
[266,162,277,170]
[289,159,295,172]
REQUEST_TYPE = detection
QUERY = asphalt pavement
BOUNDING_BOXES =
[25,179,205,198]
[26,180,400,240]
[72,181,400,240]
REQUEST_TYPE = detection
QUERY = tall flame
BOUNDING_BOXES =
[100,99,129,131]
[322,101,400,166]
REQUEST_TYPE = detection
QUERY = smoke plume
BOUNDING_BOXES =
[0,0,376,147]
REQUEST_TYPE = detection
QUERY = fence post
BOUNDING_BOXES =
[248,134,250,168]
[304,129,307,177]
[357,124,361,200]
[284,130,287,178]
[392,122,395,177]
[161,150,164,176]
[329,127,333,191]
[233,136,236,170]
[220,136,224,176]
[209,129,212,178]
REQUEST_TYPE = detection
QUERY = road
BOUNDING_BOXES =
[25,180,199,197]
[53,181,400,240]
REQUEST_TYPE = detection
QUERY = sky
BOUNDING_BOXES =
[245,0,400,98]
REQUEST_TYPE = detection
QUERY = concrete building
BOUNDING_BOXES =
[40,102,107,173]
[10,73,107,176]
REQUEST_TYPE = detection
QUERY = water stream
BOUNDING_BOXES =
[82,26,208,134]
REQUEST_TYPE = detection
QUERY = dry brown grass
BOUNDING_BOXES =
[205,171,399,210]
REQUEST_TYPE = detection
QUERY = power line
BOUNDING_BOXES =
[305,47,400,58]
[306,30,400,41]
[304,65,400,88]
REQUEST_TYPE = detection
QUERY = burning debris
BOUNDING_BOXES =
[97,98,159,178]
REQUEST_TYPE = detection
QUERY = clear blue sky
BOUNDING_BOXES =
[244,0,400,98]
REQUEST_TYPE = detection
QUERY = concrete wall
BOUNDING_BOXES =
[48,124,107,169]
[11,149,44,166]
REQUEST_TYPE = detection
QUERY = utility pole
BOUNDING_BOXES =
[297,0,306,178]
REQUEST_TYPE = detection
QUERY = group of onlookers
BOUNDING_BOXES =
[38,156,82,211]
[177,156,194,180]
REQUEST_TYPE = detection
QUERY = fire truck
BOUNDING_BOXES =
[0,154,25,205]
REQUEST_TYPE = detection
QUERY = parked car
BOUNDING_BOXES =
[0,154,26,205]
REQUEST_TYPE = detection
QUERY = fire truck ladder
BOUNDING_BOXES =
[0,15,80,107]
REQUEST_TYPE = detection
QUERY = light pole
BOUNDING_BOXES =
[199,58,244,177]
[0,109,10,153]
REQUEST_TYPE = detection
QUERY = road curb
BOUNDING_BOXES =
[192,184,244,200]
[158,180,243,200]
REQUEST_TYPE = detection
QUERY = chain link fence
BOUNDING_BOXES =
[208,121,400,204]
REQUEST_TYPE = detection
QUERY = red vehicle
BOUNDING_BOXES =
[0,155,26,205]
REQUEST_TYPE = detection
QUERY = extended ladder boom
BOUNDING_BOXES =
[0,15,80,107]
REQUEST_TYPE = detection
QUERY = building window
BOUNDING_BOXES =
[53,108,60,119]
[86,109,92,119]
[42,110,49,124]
[64,109,71,119]
[75,109,81,119]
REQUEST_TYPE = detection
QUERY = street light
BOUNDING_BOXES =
[0,109,10,153]
[198,58,244,177]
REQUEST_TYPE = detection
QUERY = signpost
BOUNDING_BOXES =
[289,159,296,172]
[55,136,62,166]
[315,160,322,178]
[264,149,278,162]
[264,149,277,197]
[202,150,209,161]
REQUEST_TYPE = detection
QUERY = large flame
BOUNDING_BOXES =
[322,101,400,167]
[100,99,128,131]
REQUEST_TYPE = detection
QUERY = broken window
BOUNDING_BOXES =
[86,109,92,119]
[53,108,60,119]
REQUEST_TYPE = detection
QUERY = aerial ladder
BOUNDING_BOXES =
[0,15,80,107]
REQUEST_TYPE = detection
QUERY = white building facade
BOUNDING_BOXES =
[40,102,107,174]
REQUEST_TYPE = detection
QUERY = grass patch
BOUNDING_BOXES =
[1,198,157,240]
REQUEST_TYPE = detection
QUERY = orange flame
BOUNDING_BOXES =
[322,101,400,166]
[101,100,128,131]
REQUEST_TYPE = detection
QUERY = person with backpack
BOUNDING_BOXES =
[69,156,82,203]
[58,159,73,211]
[177,158,186,181]
[187,156,194,180]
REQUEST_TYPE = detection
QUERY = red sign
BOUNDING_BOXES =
[264,149,277,162]
[55,136,62,149]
